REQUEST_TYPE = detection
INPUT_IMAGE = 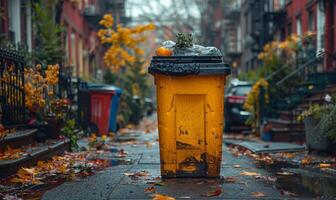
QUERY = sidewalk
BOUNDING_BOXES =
[42,120,336,199]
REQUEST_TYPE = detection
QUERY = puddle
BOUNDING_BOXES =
[258,160,336,198]
[110,148,119,153]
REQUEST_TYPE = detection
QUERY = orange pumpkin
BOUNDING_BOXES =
[156,47,172,56]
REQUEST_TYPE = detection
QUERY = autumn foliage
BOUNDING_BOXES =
[98,14,155,71]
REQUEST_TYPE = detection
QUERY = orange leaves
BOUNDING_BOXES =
[11,167,42,185]
[251,191,265,197]
[319,163,331,168]
[301,157,312,165]
[98,14,155,71]
[144,186,156,193]
[240,171,261,177]
[0,146,27,160]
[9,152,109,185]
[201,187,222,197]
[152,194,176,200]
[124,171,149,180]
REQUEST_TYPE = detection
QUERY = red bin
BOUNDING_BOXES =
[90,90,115,135]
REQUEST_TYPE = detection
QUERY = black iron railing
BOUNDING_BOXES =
[0,48,25,127]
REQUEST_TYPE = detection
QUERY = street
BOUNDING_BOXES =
[41,117,336,200]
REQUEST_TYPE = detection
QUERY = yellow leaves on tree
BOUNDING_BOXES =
[244,79,269,113]
[244,79,269,130]
[24,64,59,111]
[98,14,155,71]
[258,32,316,65]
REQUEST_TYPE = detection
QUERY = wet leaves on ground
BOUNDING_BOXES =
[240,171,261,177]
[201,187,222,197]
[144,186,156,193]
[251,191,265,197]
[151,193,176,200]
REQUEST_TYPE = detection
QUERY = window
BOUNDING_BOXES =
[308,9,314,31]
[296,16,302,36]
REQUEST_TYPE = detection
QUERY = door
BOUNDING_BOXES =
[175,94,206,176]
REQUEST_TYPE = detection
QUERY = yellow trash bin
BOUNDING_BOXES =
[149,56,231,178]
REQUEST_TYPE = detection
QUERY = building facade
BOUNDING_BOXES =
[226,0,336,74]
[0,0,33,51]
[0,0,127,81]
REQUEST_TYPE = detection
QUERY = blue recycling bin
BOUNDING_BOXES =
[108,86,122,132]
[87,83,123,133]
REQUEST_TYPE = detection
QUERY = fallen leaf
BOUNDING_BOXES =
[301,157,311,165]
[279,152,295,159]
[124,171,149,179]
[224,176,237,183]
[255,175,277,182]
[280,190,297,196]
[251,191,265,197]
[145,141,153,148]
[276,171,293,176]
[201,187,222,197]
[144,186,156,193]
[319,163,331,168]
[240,171,261,176]
[3,194,23,200]
[152,194,176,200]
[147,181,166,186]
[115,149,128,157]
[0,146,27,160]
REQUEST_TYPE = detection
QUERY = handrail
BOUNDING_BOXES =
[265,63,291,81]
[275,52,324,86]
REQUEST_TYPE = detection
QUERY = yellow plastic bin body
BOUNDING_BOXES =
[155,74,226,177]
[149,56,230,178]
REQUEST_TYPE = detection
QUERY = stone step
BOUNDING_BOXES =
[265,118,304,130]
[0,129,37,151]
[0,138,70,178]
[271,129,305,144]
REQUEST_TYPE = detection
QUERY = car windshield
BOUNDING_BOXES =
[229,85,251,96]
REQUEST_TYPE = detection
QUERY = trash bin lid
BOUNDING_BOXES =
[148,56,231,76]
[88,83,123,94]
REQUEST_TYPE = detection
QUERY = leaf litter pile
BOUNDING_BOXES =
[0,151,110,199]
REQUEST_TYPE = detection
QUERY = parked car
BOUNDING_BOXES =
[224,79,252,132]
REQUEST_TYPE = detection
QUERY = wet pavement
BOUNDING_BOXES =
[41,123,336,200]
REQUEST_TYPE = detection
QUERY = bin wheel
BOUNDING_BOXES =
[116,123,120,132]
[86,122,99,135]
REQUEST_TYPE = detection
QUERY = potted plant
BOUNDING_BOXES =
[299,94,336,153]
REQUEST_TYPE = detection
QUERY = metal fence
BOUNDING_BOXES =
[0,48,25,127]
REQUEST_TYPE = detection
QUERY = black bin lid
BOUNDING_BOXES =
[148,56,231,76]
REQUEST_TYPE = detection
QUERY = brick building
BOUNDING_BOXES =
[61,0,126,80]
[0,0,127,81]
[0,0,33,50]
[224,0,336,74]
